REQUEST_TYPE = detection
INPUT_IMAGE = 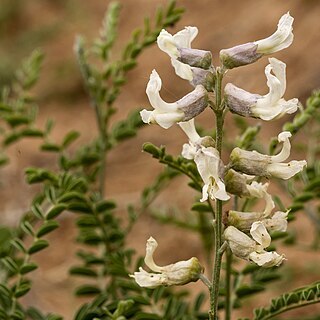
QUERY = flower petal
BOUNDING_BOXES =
[157,29,179,58]
[249,251,285,267]
[171,58,193,81]
[224,226,257,260]
[255,12,294,54]
[130,267,165,288]
[144,237,162,272]
[172,26,198,48]
[250,222,271,249]
[179,119,201,143]
[267,160,307,179]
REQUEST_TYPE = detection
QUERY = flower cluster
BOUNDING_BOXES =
[133,12,306,289]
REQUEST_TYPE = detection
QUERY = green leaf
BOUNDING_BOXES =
[69,266,98,278]
[20,220,35,236]
[10,238,26,253]
[46,204,67,219]
[14,283,31,298]
[191,202,212,212]
[142,142,161,158]
[75,285,101,296]
[1,257,19,273]
[62,131,80,148]
[40,143,61,152]
[36,220,60,237]
[28,239,49,254]
[20,262,38,275]
[95,200,116,212]
[236,284,265,298]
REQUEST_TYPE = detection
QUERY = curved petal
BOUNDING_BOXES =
[157,29,179,58]
[250,222,271,249]
[255,12,294,54]
[270,131,291,163]
[144,237,162,272]
[178,119,200,143]
[171,58,193,81]
[146,70,178,112]
[267,160,307,179]
[172,26,198,48]
[249,251,285,267]
[269,58,286,96]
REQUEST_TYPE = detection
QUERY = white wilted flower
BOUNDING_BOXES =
[224,223,285,267]
[230,131,307,179]
[157,27,214,88]
[130,237,203,288]
[179,120,230,202]
[225,58,299,120]
[220,13,294,69]
[140,70,208,129]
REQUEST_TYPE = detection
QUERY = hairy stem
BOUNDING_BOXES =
[209,68,225,320]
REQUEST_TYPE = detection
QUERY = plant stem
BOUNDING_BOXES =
[225,248,232,320]
[209,68,225,320]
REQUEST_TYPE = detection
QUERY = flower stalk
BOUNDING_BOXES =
[210,67,225,320]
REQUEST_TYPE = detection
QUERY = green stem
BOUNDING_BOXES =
[209,68,225,320]
[225,248,232,320]
[259,299,320,320]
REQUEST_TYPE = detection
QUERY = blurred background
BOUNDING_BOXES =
[0,0,319,318]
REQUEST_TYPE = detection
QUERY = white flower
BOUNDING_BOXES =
[249,222,285,267]
[255,13,294,54]
[230,131,307,179]
[267,131,307,179]
[252,58,299,120]
[179,120,230,202]
[225,58,299,120]
[140,70,207,129]
[130,237,203,288]
[262,211,288,232]
[157,27,198,81]
[220,13,294,69]
[227,182,277,231]
[224,223,285,267]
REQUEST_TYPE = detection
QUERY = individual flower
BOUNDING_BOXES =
[226,182,277,231]
[225,58,299,120]
[179,120,230,202]
[230,131,307,179]
[220,13,294,69]
[140,70,208,129]
[157,27,214,88]
[224,223,285,267]
[130,237,203,288]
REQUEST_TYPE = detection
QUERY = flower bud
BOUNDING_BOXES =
[130,237,204,288]
[224,83,260,117]
[178,48,212,69]
[226,210,265,231]
[220,43,262,69]
[190,68,215,92]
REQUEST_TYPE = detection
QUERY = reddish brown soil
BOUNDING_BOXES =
[0,1,320,319]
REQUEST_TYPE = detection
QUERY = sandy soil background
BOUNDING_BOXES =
[0,0,320,319]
